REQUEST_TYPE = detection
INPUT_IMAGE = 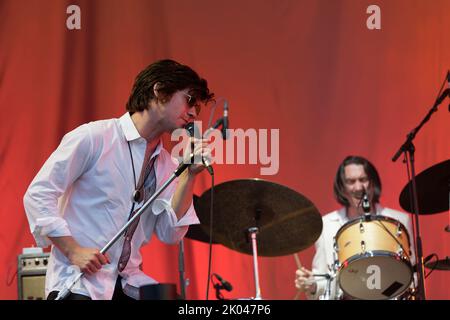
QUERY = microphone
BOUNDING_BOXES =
[362,188,371,214]
[213,273,233,291]
[222,100,229,140]
[185,122,213,176]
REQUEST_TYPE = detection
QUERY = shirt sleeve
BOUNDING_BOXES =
[148,151,200,244]
[23,124,93,247]
[152,195,200,244]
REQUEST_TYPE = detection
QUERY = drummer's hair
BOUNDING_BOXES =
[334,156,382,207]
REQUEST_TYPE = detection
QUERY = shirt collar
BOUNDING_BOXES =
[120,112,141,142]
[119,112,163,158]
[335,208,348,223]
[151,140,163,158]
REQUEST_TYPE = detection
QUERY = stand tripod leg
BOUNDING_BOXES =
[178,240,187,300]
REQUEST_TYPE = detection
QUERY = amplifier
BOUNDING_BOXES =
[17,252,50,300]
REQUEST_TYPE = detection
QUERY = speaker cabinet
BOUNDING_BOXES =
[17,253,49,300]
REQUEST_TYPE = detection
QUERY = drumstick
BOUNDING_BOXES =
[294,253,302,269]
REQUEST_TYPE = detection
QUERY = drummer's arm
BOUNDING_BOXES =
[306,234,328,300]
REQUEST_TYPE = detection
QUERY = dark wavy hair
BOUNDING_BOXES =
[333,155,382,207]
[126,59,214,113]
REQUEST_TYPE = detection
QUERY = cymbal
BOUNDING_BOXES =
[399,159,450,214]
[194,179,323,257]
[185,195,218,244]
[425,257,450,271]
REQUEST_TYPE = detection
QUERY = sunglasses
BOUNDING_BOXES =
[183,92,201,115]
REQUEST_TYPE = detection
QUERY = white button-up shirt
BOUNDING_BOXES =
[23,112,199,299]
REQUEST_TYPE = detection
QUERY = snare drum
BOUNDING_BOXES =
[334,215,413,300]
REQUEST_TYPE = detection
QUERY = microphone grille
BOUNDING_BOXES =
[184,122,195,137]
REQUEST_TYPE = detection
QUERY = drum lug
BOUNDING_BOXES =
[396,223,402,237]
[359,222,364,233]
[333,237,339,252]
[361,240,366,253]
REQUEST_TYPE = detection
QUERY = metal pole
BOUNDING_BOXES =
[248,227,262,300]
[178,240,186,300]
[56,163,189,300]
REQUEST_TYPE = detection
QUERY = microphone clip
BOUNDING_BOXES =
[212,273,233,300]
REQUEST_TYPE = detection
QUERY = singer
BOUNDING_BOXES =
[294,156,416,300]
[23,59,214,300]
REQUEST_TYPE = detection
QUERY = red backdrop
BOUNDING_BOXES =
[0,0,449,299]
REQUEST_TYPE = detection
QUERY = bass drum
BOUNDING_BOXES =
[334,215,413,300]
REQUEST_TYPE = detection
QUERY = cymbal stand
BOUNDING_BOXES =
[446,182,450,232]
[391,70,450,300]
[316,273,333,300]
[312,263,338,300]
[248,227,262,300]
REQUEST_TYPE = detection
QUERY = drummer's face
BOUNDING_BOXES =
[343,164,370,207]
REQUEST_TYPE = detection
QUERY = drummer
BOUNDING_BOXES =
[294,155,416,299]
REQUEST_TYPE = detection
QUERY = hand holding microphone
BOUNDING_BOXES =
[184,122,213,176]
[222,100,229,139]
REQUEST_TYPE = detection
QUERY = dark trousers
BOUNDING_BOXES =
[47,276,136,301]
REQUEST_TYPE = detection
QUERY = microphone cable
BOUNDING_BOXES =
[202,97,228,299]
[205,174,214,300]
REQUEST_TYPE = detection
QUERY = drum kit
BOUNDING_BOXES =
[185,159,449,300]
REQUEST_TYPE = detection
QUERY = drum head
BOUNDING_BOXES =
[339,253,413,300]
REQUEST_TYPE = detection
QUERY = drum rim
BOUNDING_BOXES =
[335,214,411,249]
[337,250,413,300]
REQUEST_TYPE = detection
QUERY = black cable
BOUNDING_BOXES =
[404,152,418,260]
[6,265,18,286]
[205,174,214,300]
[424,253,439,279]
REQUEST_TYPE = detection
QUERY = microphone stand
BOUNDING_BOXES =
[56,161,192,300]
[178,239,187,300]
[177,119,225,301]
[391,71,450,300]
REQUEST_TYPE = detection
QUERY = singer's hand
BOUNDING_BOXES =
[184,138,212,175]
[295,267,317,294]
[68,246,110,276]
[49,236,110,276]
